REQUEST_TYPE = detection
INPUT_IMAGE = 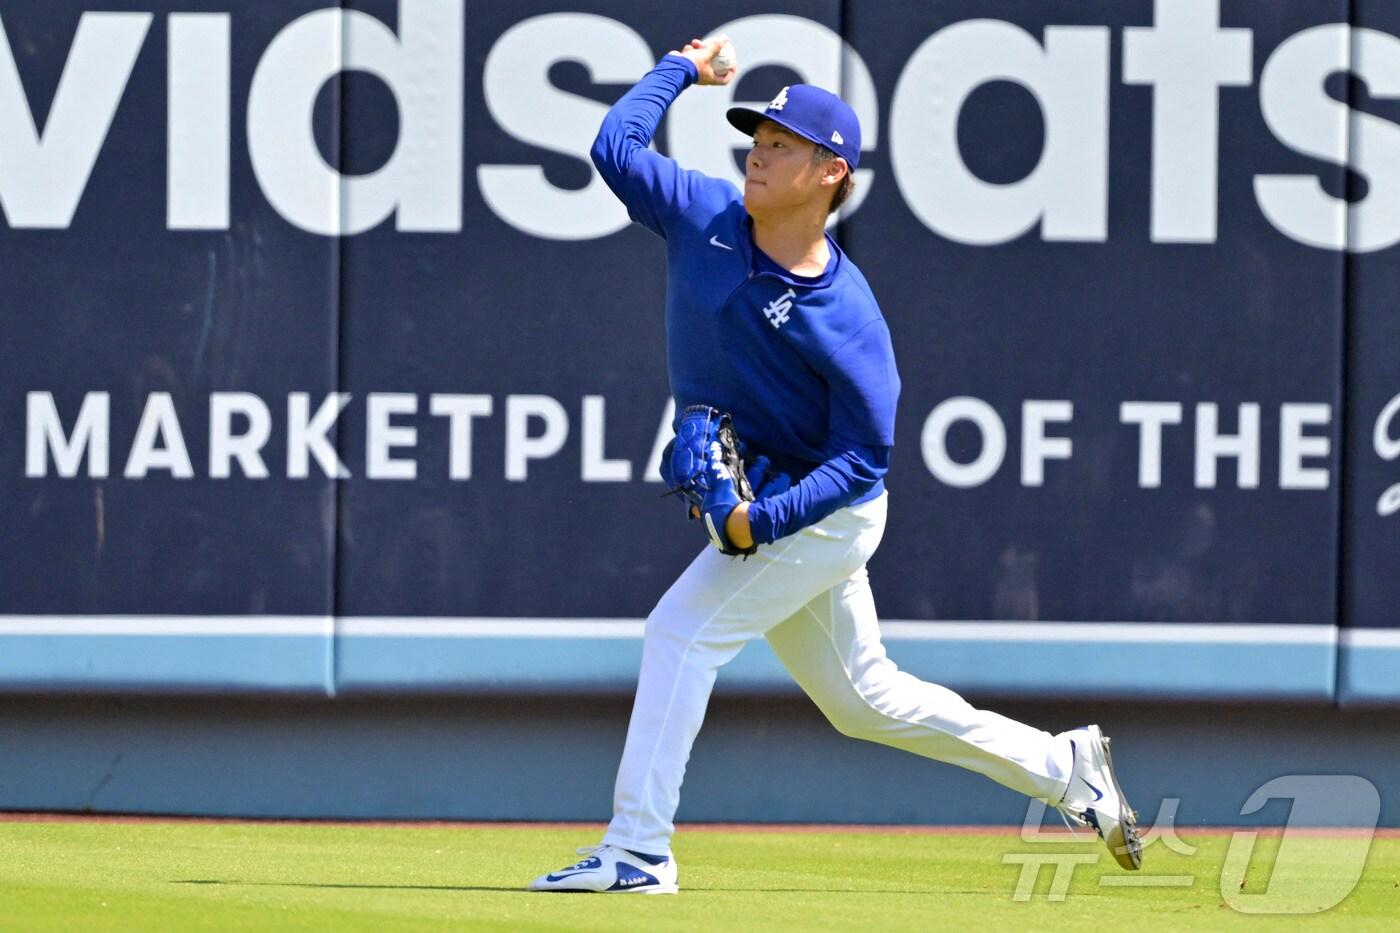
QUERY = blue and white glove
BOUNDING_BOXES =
[663,405,758,557]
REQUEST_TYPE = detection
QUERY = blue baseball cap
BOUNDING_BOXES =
[726,84,862,169]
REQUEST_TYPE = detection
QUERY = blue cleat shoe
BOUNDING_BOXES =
[527,844,679,894]
[1056,724,1143,870]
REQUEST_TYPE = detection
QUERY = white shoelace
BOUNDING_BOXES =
[565,845,606,868]
[1056,805,1088,838]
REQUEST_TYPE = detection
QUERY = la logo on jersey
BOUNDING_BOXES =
[769,87,789,111]
[762,289,796,329]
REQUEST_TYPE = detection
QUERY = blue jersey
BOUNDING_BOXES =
[591,54,901,545]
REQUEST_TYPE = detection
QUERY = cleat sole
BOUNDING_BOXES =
[1097,729,1143,871]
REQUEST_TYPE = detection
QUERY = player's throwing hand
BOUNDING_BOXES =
[669,36,737,86]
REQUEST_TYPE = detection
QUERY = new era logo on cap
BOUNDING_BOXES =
[726,84,862,169]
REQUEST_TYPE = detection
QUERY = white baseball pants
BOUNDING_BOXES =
[602,492,1074,856]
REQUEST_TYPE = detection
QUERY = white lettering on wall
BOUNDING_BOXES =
[1256,26,1400,253]
[478,13,649,240]
[1120,401,1183,488]
[209,391,271,479]
[366,392,418,480]
[124,391,194,479]
[1123,0,1252,243]
[921,396,1007,487]
[891,19,1110,244]
[3,7,1399,249]
[20,391,1347,492]
[505,394,568,481]
[0,13,149,228]
[430,394,493,481]
[167,14,230,229]
[1021,400,1074,486]
[1278,402,1331,490]
[581,395,631,481]
[1376,393,1400,516]
[1194,402,1261,489]
[288,392,352,479]
[247,0,464,236]
[26,391,110,478]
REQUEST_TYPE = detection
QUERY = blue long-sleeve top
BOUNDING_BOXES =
[591,54,900,545]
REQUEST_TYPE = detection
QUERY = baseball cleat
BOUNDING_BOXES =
[527,844,679,894]
[1056,724,1143,870]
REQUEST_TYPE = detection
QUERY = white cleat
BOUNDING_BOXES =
[527,844,679,894]
[1056,724,1143,870]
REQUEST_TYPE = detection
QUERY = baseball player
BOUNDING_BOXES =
[529,36,1142,894]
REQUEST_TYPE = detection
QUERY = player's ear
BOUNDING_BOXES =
[823,157,849,188]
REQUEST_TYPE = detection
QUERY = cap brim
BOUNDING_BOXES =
[725,107,828,152]
[725,107,768,137]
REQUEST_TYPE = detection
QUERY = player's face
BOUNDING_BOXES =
[743,121,827,217]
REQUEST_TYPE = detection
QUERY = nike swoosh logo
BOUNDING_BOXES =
[1069,739,1104,802]
[709,235,733,250]
[545,870,593,882]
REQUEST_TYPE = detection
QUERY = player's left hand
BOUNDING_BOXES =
[724,502,754,551]
[688,501,753,551]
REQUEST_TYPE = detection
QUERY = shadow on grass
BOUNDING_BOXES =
[174,880,524,893]
[171,879,1024,896]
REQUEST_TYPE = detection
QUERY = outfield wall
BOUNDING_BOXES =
[4,695,1400,829]
[2,0,1399,715]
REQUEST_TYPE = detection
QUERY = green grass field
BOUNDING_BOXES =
[2,819,1396,930]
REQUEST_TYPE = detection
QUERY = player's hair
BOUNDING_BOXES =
[812,144,856,215]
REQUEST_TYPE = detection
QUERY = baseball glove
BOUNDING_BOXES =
[662,405,758,557]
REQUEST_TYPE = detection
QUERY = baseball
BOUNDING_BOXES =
[711,39,736,77]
